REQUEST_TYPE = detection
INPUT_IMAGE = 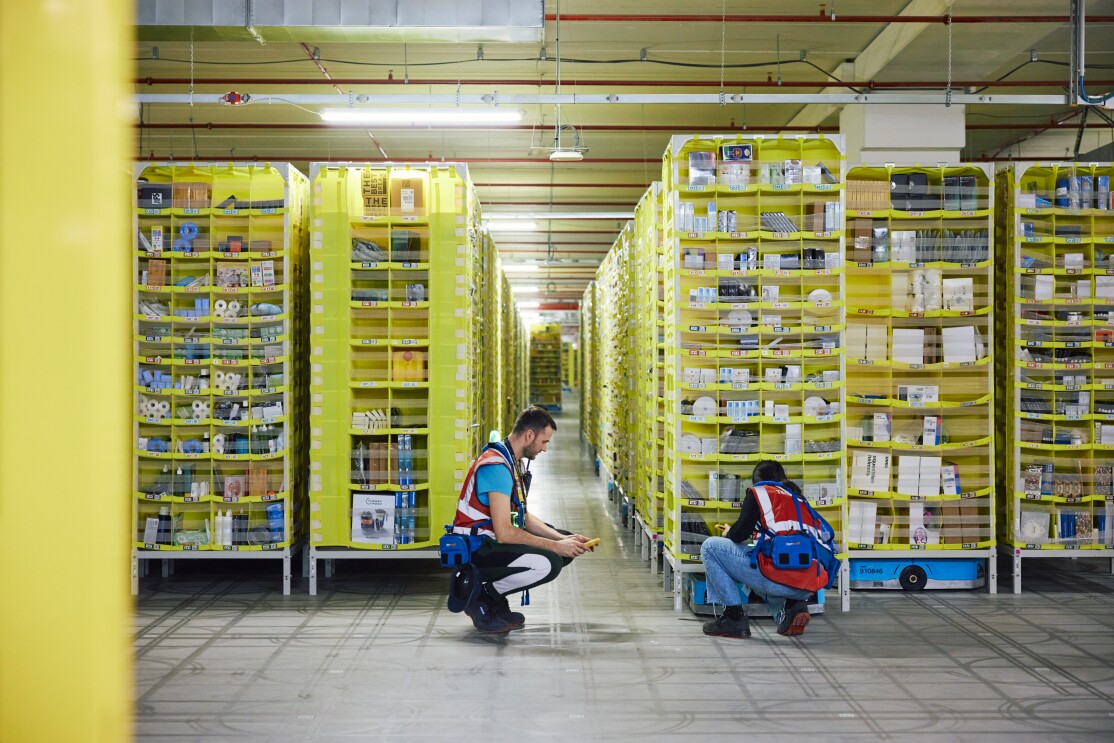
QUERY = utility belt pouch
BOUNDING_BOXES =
[438,529,487,568]
[766,534,814,570]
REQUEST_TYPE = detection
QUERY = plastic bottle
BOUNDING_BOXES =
[157,506,171,544]
[222,509,233,546]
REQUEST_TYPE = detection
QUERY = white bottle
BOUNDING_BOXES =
[222,509,233,546]
[214,510,224,546]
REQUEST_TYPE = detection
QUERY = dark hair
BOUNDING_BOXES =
[512,406,557,436]
[752,460,787,484]
[782,480,803,497]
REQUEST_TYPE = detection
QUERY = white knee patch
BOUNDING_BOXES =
[492,553,553,595]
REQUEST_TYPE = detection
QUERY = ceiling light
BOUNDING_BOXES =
[518,302,540,309]
[319,108,524,125]
[502,264,540,272]
[512,285,539,293]
[549,149,584,162]
[485,220,538,231]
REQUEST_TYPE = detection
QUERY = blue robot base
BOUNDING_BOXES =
[850,557,985,591]
[685,574,824,617]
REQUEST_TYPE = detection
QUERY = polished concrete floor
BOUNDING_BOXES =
[136,397,1114,741]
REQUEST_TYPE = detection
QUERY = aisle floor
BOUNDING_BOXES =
[136,397,1114,741]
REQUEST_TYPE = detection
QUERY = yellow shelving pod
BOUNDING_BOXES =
[996,162,1114,592]
[659,133,849,612]
[132,162,309,594]
[306,163,480,592]
[843,164,997,598]
[580,282,598,449]
[530,323,564,411]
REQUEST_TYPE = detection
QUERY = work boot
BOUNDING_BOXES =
[776,599,811,637]
[702,612,751,639]
[463,594,510,634]
[491,593,526,629]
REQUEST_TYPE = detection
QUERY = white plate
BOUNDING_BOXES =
[803,396,829,417]
[807,288,833,304]
[692,396,718,416]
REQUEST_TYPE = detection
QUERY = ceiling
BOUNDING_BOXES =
[134,1,1114,304]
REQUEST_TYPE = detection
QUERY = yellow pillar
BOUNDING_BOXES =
[0,3,133,742]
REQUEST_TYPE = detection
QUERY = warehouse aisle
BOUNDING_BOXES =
[136,396,1114,741]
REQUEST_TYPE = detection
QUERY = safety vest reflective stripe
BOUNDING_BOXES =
[751,484,826,543]
[452,450,513,539]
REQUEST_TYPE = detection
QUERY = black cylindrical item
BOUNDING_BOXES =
[156,508,172,545]
[233,513,248,545]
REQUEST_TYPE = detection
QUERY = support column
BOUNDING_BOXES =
[0,3,133,742]
[841,104,967,166]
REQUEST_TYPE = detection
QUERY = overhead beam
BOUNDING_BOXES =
[788,0,953,128]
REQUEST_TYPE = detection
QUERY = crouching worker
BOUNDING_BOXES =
[700,460,840,640]
[446,406,592,633]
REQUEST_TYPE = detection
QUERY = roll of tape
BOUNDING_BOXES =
[227,300,242,316]
[180,221,199,240]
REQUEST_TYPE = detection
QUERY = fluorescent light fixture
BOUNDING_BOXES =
[486,220,538,231]
[502,263,540,272]
[512,285,539,293]
[549,149,584,162]
[518,302,540,309]
[320,108,524,125]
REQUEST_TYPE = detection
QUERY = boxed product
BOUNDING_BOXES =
[390,176,425,214]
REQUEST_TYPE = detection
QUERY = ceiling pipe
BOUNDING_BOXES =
[134,154,661,164]
[134,92,1068,105]
[544,14,1114,24]
[135,122,840,133]
[134,121,1113,134]
[135,77,1110,90]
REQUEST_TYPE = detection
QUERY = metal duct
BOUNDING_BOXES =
[136,0,544,43]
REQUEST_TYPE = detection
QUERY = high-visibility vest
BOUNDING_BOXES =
[749,482,838,592]
[451,442,525,539]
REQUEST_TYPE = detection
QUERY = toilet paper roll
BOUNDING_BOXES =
[191,400,211,418]
[214,299,228,313]
[212,307,226,319]
[142,399,159,416]
[227,300,242,316]
[212,433,226,454]
[137,396,148,414]
[156,400,171,418]
[214,371,227,385]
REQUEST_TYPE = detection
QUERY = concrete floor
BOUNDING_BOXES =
[136,397,1114,741]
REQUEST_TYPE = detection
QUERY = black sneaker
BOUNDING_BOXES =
[463,596,511,634]
[702,613,751,639]
[492,594,526,629]
[776,599,810,637]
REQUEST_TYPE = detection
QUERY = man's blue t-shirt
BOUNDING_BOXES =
[475,463,513,507]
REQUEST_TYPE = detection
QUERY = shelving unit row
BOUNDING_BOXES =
[842,165,998,593]
[131,162,309,594]
[654,134,850,612]
[529,323,564,411]
[996,162,1114,592]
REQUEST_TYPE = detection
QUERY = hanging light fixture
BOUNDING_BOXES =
[547,1,586,162]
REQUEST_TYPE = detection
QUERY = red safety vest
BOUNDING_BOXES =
[750,483,835,592]
[451,444,525,539]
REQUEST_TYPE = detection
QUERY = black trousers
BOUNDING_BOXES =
[471,532,573,597]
